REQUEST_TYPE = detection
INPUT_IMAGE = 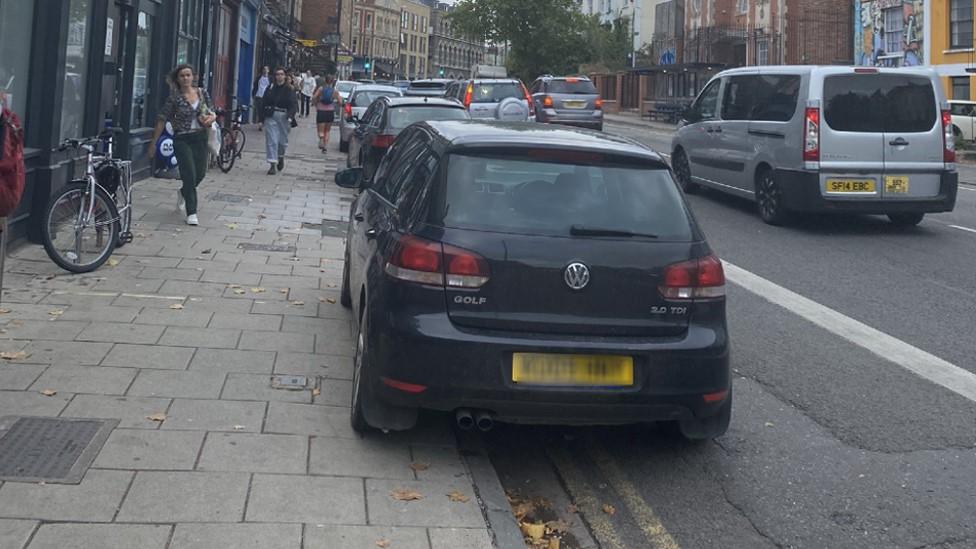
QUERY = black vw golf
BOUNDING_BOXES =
[335,121,731,440]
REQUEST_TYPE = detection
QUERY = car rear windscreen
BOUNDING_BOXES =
[432,152,693,240]
[824,74,937,133]
[388,106,468,129]
[352,90,399,107]
[548,79,598,94]
[409,82,447,90]
[472,83,523,103]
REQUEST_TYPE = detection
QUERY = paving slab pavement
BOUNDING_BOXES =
[0,116,509,548]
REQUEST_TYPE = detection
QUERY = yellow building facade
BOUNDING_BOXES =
[930,0,975,100]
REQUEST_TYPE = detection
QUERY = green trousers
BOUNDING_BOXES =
[173,130,209,215]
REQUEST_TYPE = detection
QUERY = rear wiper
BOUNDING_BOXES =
[570,225,658,238]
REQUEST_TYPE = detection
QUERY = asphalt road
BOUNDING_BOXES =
[485,120,976,549]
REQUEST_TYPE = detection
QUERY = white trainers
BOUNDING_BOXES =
[186,214,199,226]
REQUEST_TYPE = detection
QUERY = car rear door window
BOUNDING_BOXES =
[547,79,598,94]
[375,132,427,202]
[472,82,522,103]
[824,74,936,133]
[431,151,693,241]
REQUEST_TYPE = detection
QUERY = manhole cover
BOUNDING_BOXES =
[320,220,348,238]
[207,192,251,203]
[271,375,308,390]
[238,243,297,253]
[0,416,118,484]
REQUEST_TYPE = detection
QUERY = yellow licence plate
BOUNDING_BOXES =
[562,100,586,109]
[884,175,909,194]
[826,179,875,193]
[512,353,634,386]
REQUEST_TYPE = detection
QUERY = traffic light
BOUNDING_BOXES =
[364,59,371,70]
[439,67,445,76]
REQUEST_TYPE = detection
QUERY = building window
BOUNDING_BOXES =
[365,12,373,31]
[952,76,971,100]
[178,0,202,65]
[61,0,92,140]
[883,7,904,55]
[0,0,36,121]
[736,0,747,14]
[756,38,768,66]
[131,11,154,128]
[950,0,974,49]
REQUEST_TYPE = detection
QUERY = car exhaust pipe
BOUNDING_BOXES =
[455,409,475,430]
[475,411,494,432]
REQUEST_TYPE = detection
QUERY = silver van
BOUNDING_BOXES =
[671,66,958,226]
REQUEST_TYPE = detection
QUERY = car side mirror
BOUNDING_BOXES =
[335,167,364,189]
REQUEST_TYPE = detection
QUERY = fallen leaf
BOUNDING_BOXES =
[257,213,267,219]
[0,351,30,361]
[225,223,238,229]
[447,490,470,503]
[602,504,616,516]
[290,300,304,306]
[311,387,321,397]
[0,308,10,314]
[391,488,423,501]
[279,289,289,294]
[136,233,146,238]
[764,422,775,428]
[520,521,546,541]
[233,425,246,430]
[375,539,391,549]
[545,519,570,534]
[409,462,430,472]
[106,259,120,267]
[513,501,536,520]
[48,309,64,317]
[288,257,301,262]
[548,537,561,549]
[233,289,246,295]
[228,284,242,289]
[251,287,266,293]
[39,389,57,397]
[169,303,185,310]
[326,298,336,304]
[200,248,213,254]
[146,413,167,423]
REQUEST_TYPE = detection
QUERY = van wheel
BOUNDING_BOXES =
[679,387,732,440]
[756,168,790,226]
[888,212,924,226]
[673,151,699,194]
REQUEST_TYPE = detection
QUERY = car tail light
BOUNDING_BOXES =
[385,235,489,289]
[595,97,603,110]
[373,133,395,148]
[521,82,535,116]
[542,95,554,108]
[659,254,725,300]
[803,107,820,162]
[344,102,353,120]
[942,109,955,163]
[463,84,473,108]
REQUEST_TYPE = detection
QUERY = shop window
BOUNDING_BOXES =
[61,0,92,140]
[131,11,154,128]
[0,0,35,120]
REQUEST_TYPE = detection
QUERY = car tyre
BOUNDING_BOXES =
[340,249,352,308]
[756,168,790,226]
[350,309,372,433]
[672,150,699,194]
[350,306,419,433]
[679,388,732,441]
[888,212,924,226]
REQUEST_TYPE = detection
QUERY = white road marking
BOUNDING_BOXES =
[724,261,976,403]
[950,224,976,234]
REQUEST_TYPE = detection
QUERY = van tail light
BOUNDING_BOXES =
[942,109,955,163]
[385,236,489,289]
[595,97,603,110]
[521,82,535,116]
[803,107,820,162]
[372,133,396,148]
[463,84,473,108]
[344,102,353,120]
[542,95,554,108]
[659,254,725,300]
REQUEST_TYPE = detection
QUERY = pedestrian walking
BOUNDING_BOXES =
[312,75,342,153]
[252,66,270,130]
[300,72,316,118]
[262,67,298,175]
[151,64,215,226]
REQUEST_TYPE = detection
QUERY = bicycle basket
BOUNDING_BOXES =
[95,162,121,195]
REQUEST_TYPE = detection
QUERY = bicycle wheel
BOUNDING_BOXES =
[42,181,120,273]
[233,127,246,158]
[217,129,236,173]
[114,187,132,248]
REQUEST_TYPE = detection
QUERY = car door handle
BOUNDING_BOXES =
[354,213,364,222]
[364,228,378,240]
[889,138,909,146]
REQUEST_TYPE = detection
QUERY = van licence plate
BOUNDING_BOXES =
[826,179,875,193]
[884,175,909,193]
[512,353,634,386]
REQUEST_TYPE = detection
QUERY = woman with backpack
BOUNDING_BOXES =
[312,75,342,153]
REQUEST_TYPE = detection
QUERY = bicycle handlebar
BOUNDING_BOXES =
[57,130,117,152]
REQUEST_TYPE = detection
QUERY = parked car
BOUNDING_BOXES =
[444,79,535,121]
[529,75,604,131]
[335,80,358,102]
[405,79,453,97]
[338,85,403,153]
[334,120,731,440]
[671,66,958,226]
[346,97,469,178]
[949,99,976,142]
[393,80,412,91]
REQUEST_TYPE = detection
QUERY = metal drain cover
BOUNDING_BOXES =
[238,243,297,253]
[271,375,308,390]
[0,416,118,484]
[207,192,251,203]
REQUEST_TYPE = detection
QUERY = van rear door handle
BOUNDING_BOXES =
[889,137,909,146]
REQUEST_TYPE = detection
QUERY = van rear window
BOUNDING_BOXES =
[823,74,937,133]
[431,153,693,241]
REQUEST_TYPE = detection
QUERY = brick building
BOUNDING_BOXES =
[397,0,431,79]
[425,1,485,79]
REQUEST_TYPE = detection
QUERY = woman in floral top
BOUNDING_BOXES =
[151,64,215,226]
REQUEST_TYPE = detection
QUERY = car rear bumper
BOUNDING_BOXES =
[536,110,603,129]
[776,169,958,214]
[365,307,730,424]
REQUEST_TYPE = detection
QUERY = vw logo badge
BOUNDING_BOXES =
[564,262,590,290]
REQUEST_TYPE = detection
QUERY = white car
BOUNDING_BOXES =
[338,85,402,153]
[335,80,357,102]
[949,100,976,141]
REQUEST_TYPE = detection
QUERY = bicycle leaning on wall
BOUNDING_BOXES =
[214,105,248,173]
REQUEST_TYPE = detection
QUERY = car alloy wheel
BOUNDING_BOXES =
[350,309,371,432]
[673,151,698,194]
[756,169,789,226]
[340,249,352,308]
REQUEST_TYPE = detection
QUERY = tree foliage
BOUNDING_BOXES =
[449,0,631,81]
